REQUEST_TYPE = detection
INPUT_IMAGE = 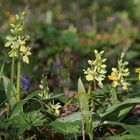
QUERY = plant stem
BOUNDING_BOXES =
[9,57,16,109]
[87,99,94,140]
[93,79,96,90]
[67,56,71,87]
[80,104,85,140]
[74,132,78,140]
[16,57,21,101]
[10,57,15,85]
[89,133,93,140]
[111,88,118,104]
[0,57,6,83]
[87,81,95,140]
[87,82,92,96]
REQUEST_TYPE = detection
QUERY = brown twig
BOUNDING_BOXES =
[109,128,117,136]
[93,79,96,91]
[80,104,85,140]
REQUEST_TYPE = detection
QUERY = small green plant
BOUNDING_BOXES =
[4,12,31,105]
[82,50,107,140]
[108,53,130,104]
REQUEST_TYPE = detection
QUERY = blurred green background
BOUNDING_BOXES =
[0,0,140,91]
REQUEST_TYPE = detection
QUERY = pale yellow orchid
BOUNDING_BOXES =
[4,12,31,64]
[83,50,107,88]
[108,53,130,90]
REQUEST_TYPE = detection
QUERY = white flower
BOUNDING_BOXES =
[51,103,61,116]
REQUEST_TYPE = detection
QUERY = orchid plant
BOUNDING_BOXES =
[83,50,107,89]
[108,53,130,91]
[4,12,31,104]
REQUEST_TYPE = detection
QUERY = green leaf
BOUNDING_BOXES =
[62,30,79,47]
[9,111,46,135]
[104,134,140,140]
[117,106,133,120]
[3,75,16,108]
[100,97,140,121]
[77,78,89,112]
[57,111,91,122]
[0,59,6,82]
[11,90,42,116]
[57,93,68,103]
[126,50,139,60]
[50,121,81,134]
[78,77,86,93]
[13,92,63,113]
[102,121,140,136]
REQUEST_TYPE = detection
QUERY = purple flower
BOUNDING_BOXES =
[20,73,30,93]
[62,103,77,114]
[68,103,77,112]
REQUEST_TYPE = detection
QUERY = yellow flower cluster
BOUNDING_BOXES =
[4,12,31,64]
[108,53,130,90]
[135,68,140,80]
[83,50,107,88]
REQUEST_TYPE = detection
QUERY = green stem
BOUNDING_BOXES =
[87,81,94,140]
[88,101,94,140]
[16,57,21,101]
[111,88,118,104]
[74,132,78,140]
[89,134,93,140]
[80,104,85,140]
[87,82,92,96]
[93,79,96,91]
[9,57,16,109]
[0,57,6,83]
[11,57,15,84]
[67,57,70,87]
